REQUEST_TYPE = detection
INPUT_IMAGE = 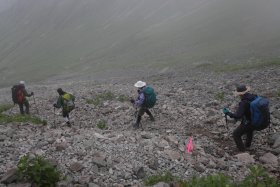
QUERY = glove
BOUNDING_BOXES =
[130,99,135,104]
[223,108,230,115]
[53,103,57,108]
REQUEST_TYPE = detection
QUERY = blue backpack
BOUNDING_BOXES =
[250,96,270,131]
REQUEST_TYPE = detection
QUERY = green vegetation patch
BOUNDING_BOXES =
[144,165,279,187]
[96,120,107,130]
[277,89,280,97]
[144,172,175,186]
[0,104,13,113]
[0,114,47,125]
[198,59,280,73]
[86,91,129,106]
[214,92,225,101]
[17,155,61,187]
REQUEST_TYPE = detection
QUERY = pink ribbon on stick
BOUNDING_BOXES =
[186,136,194,154]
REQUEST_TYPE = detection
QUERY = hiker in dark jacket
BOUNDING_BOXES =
[53,88,75,125]
[18,81,34,115]
[130,81,155,129]
[223,85,258,152]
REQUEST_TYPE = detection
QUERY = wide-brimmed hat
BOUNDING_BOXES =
[134,81,146,88]
[234,85,251,96]
[19,81,25,85]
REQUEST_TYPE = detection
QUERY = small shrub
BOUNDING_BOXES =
[17,155,61,187]
[184,174,234,187]
[277,89,280,97]
[144,172,175,186]
[0,104,13,113]
[96,120,107,130]
[117,95,129,102]
[86,91,115,106]
[239,165,280,187]
[215,92,225,101]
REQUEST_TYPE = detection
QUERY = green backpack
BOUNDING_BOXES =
[143,86,156,108]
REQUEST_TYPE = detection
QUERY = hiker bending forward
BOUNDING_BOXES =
[17,81,34,115]
[131,81,156,129]
[223,85,258,152]
[53,88,75,125]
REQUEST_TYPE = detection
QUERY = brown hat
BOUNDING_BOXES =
[234,85,250,96]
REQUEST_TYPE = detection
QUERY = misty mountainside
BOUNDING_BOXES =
[1,0,280,87]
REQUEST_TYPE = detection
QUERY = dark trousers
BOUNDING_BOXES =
[233,123,255,151]
[18,100,30,115]
[62,110,70,119]
[138,107,152,117]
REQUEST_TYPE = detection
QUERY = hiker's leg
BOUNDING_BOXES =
[24,100,30,114]
[145,109,155,121]
[134,107,145,128]
[245,125,254,148]
[62,110,70,124]
[233,124,247,152]
[19,103,24,115]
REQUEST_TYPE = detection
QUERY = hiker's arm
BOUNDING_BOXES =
[55,96,63,108]
[227,102,246,119]
[134,93,144,107]
[23,89,33,97]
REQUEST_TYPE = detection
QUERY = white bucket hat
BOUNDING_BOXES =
[19,81,25,85]
[134,81,146,88]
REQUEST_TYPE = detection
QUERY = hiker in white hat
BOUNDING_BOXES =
[130,81,156,129]
[12,81,34,114]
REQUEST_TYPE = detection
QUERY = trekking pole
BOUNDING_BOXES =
[32,95,39,115]
[53,107,56,127]
[225,114,229,132]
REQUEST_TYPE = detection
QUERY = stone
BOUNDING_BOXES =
[259,153,278,167]
[141,132,153,139]
[92,157,107,168]
[164,149,181,161]
[69,162,84,172]
[153,182,170,187]
[157,139,169,148]
[88,183,100,187]
[147,158,159,170]
[7,183,31,187]
[0,168,17,184]
[267,133,280,145]
[166,136,178,145]
[272,137,280,148]
[55,142,67,151]
[134,167,145,179]
[235,153,255,165]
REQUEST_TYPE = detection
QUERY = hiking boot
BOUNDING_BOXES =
[66,121,71,127]
[149,115,155,122]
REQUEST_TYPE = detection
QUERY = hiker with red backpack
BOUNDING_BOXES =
[130,81,156,129]
[223,85,270,152]
[12,81,34,115]
[53,88,75,126]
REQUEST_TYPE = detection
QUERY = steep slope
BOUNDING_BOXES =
[0,0,280,87]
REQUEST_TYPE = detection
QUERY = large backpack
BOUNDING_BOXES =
[11,85,24,104]
[143,86,156,108]
[250,96,270,131]
[62,93,75,111]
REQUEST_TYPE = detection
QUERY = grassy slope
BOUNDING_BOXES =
[0,0,280,87]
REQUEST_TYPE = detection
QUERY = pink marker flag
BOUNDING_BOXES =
[186,136,194,154]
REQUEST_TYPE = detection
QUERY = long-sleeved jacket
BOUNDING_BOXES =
[228,93,257,123]
[134,87,146,107]
[19,85,32,101]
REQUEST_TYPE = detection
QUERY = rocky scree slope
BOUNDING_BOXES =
[0,67,280,186]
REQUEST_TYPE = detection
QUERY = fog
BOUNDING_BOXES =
[0,0,280,87]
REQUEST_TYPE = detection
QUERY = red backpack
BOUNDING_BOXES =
[12,85,24,104]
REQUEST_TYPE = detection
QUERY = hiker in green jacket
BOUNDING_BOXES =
[130,81,156,129]
[16,81,34,115]
[53,88,75,125]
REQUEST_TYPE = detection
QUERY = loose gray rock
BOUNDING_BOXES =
[235,153,255,165]
[153,182,170,187]
[0,168,17,184]
[259,153,279,167]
